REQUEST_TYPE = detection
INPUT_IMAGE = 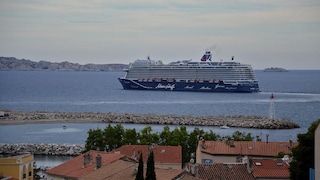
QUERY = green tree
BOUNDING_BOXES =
[187,127,204,161]
[139,126,159,145]
[135,152,144,180]
[103,124,124,151]
[176,126,189,166]
[85,128,104,151]
[224,131,253,141]
[203,130,220,141]
[159,126,172,145]
[146,150,156,180]
[289,119,320,180]
[123,128,139,145]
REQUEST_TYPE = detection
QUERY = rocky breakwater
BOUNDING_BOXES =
[0,110,300,129]
[0,143,85,156]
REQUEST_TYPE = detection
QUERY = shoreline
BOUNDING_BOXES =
[0,110,300,129]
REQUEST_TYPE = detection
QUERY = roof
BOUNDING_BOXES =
[81,159,192,180]
[114,145,182,164]
[252,159,290,178]
[155,168,185,180]
[80,158,137,180]
[198,163,255,180]
[199,141,298,157]
[45,150,125,179]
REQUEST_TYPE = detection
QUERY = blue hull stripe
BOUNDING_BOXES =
[118,78,259,93]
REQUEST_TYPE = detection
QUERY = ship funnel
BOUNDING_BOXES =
[201,51,212,61]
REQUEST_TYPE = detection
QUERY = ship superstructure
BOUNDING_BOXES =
[118,51,259,92]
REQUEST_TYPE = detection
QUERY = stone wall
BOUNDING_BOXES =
[0,143,85,156]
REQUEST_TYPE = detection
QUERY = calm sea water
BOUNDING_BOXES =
[0,70,320,144]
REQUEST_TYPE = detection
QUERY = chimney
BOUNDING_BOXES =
[256,135,261,142]
[83,154,87,167]
[83,153,91,168]
[189,163,199,178]
[266,134,269,143]
[131,147,136,159]
[289,139,293,149]
[230,138,235,147]
[201,137,206,149]
[246,158,252,173]
[96,154,102,169]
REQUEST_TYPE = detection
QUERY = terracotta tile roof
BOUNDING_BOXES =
[81,160,192,180]
[80,158,137,180]
[252,159,290,178]
[45,150,125,179]
[198,163,255,180]
[155,168,185,180]
[199,141,297,157]
[114,145,182,164]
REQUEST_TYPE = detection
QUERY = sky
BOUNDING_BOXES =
[0,0,319,70]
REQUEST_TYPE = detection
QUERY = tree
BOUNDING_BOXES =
[159,126,172,145]
[289,119,320,180]
[135,152,144,180]
[85,128,104,151]
[203,130,220,141]
[103,124,124,150]
[146,150,156,180]
[123,128,139,145]
[224,131,253,141]
[139,126,159,145]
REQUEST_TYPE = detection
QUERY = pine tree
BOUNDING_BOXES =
[146,149,156,180]
[135,152,144,180]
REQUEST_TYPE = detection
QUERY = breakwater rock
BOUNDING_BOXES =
[0,110,300,129]
[0,143,85,156]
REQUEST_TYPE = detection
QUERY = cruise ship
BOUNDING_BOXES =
[118,51,259,92]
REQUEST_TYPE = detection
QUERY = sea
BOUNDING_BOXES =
[0,70,320,167]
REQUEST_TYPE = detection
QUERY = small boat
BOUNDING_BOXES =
[220,125,230,129]
[62,125,67,129]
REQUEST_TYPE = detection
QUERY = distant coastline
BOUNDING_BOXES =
[263,67,288,72]
[0,56,128,71]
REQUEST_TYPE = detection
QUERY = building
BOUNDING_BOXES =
[0,153,34,180]
[45,150,129,180]
[45,150,195,180]
[252,159,290,180]
[114,144,182,169]
[196,140,298,164]
[186,162,255,180]
[185,158,291,180]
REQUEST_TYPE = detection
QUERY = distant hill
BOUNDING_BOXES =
[0,57,128,71]
[263,67,288,72]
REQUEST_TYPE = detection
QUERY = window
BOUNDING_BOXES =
[276,162,283,166]
[255,162,262,166]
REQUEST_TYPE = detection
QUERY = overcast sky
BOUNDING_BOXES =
[0,0,319,69]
